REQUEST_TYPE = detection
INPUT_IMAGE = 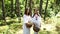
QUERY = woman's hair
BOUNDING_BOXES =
[24,8,31,15]
[33,8,40,17]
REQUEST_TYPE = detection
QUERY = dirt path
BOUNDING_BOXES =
[16,27,34,34]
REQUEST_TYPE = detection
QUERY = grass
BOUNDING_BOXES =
[0,16,60,34]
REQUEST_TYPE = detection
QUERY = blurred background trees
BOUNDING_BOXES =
[0,0,60,34]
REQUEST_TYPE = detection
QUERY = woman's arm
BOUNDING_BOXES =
[39,16,42,27]
[23,15,28,23]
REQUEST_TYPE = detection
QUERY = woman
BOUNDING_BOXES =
[32,9,41,34]
[23,8,32,34]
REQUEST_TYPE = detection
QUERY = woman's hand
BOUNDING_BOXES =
[25,21,32,28]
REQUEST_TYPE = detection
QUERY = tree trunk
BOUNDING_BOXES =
[15,0,20,17]
[44,0,48,20]
[1,0,6,25]
[11,0,14,18]
[25,0,27,10]
[15,0,21,23]
[29,0,32,16]
[39,0,43,17]
[2,0,5,20]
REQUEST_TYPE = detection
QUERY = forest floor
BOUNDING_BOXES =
[16,27,34,34]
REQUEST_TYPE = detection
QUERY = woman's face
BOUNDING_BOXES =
[35,14,38,17]
[27,9,30,15]
[34,10,39,16]
[34,11,38,14]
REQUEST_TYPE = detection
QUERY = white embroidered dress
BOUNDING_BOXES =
[23,14,32,34]
[32,14,41,34]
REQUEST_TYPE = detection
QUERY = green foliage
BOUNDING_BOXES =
[0,0,60,34]
[0,23,22,34]
[0,0,60,18]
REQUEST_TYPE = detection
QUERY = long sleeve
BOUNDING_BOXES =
[38,16,41,27]
[23,15,28,23]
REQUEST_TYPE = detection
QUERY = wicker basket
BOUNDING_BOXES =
[33,26,40,32]
[26,22,32,28]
